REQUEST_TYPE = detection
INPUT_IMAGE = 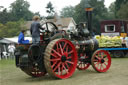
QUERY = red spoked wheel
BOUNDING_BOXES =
[44,39,77,79]
[77,53,90,70]
[91,50,111,72]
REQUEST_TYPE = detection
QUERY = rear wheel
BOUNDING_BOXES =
[91,50,111,72]
[44,39,78,79]
[77,53,90,70]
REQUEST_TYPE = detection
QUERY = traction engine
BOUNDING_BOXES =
[15,8,111,79]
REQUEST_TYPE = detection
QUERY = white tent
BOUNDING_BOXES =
[5,37,32,43]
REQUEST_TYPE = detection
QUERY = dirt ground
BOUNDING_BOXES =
[0,58,128,85]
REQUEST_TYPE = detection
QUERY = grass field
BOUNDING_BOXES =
[0,58,128,85]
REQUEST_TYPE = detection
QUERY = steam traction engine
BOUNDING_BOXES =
[15,8,111,79]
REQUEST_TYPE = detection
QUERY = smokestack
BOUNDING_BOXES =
[85,7,93,37]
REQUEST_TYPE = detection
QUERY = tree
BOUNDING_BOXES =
[117,2,128,19]
[46,1,55,19]
[73,0,88,23]
[10,0,33,21]
[108,2,116,19]
[60,6,75,18]
[0,8,13,24]
[0,23,7,37]
[73,0,108,34]
[115,0,128,18]
[0,19,26,37]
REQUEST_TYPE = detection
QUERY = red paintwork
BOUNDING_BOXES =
[100,20,128,33]
[91,50,111,72]
[77,53,90,70]
[49,39,78,79]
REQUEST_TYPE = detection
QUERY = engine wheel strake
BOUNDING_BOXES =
[44,39,78,79]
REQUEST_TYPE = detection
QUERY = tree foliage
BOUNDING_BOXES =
[73,0,108,34]
[108,2,116,19]
[46,1,55,18]
[0,8,13,24]
[117,2,128,19]
[0,0,35,37]
[60,6,75,18]
[0,19,26,37]
[10,0,33,21]
[115,0,128,18]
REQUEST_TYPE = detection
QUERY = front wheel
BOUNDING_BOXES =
[91,50,111,72]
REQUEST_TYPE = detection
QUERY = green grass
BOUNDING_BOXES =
[0,58,128,85]
[0,59,15,68]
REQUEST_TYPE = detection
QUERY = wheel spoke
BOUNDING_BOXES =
[67,56,72,59]
[50,58,61,61]
[100,64,103,70]
[62,63,69,74]
[78,62,81,66]
[53,62,61,72]
[93,59,99,62]
[101,64,105,70]
[101,52,104,59]
[66,60,74,65]
[51,53,57,58]
[58,65,61,75]
[63,42,67,51]
[95,55,101,60]
[51,61,57,68]
[103,62,108,66]
[52,49,61,57]
[61,63,63,75]
[95,62,100,68]
[68,50,74,55]
[65,62,69,69]
[59,43,64,54]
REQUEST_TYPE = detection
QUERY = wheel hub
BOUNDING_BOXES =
[61,55,67,62]
[101,59,105,63]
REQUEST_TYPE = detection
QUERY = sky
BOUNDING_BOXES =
[0,0,115,16]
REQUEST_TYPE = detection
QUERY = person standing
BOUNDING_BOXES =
[125,37,128,48]
[8,43,15,59]
[30,15,43,44]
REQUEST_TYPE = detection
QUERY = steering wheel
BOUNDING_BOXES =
[40,22,58,33]
[40,22,58,41]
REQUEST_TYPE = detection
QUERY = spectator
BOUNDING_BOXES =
[8,43,15,59]
[125,37,128,48]
[18,30,29,44]
[0,48,1,60]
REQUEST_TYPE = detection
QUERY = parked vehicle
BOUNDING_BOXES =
[99,20,128,57]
